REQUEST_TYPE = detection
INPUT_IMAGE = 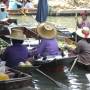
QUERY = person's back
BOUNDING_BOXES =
[24,2,34,9]
[1,29,30,67]
[32,23,61,58]
[37,38,60,57]
[73,27,90,65]
[75,39,90,65]
[2,43,29,67]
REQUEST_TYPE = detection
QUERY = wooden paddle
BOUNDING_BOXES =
[75,13,78,42]
[69,57,78,72]
[35,68,70,89]
[19,9,27,16]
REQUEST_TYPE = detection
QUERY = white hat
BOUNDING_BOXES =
[76,27,90,38]
[0,3,6,8]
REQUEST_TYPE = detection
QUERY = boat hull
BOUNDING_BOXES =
[76,62,90,71]
[33,56,76,72]
[7,9,37,15]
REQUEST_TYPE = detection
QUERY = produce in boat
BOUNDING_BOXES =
[19,62,26,67]
[25,61,32,67]
[0,73,9,80]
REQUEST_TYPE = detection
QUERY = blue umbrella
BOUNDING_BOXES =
[36,0,48,23]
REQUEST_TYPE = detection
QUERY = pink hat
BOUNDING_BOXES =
[80,10,88,16]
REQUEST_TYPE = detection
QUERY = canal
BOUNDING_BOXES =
[11,15,90,90]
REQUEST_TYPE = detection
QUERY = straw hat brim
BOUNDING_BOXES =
[37,25,57,39]
[5,35,26,40]
[76,29,90,38]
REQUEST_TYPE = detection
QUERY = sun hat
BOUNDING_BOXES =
[80,10,88,16]
[5,29,26,40]
[37,23,57,39]
[0,3,6,8]
[76,27,90,38]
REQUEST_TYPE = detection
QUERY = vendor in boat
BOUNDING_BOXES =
[1,29,30,67]
[31,23,61,59]
[23,0,34,9]
[77,10,90,28]
[8,0,22,10]
[22,0,36,13]
[0,3,9,21]
[68,27,90,65]
[72,11,90,41]
[0,3,17,25]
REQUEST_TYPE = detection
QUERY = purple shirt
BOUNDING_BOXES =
[36,38,60,57]
[1,43,29,67]
[78,20,90,28]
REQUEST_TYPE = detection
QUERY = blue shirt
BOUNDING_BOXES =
[1,43,30,67]
[9,0,22,10]
[36,38,60,57]
[0,11,9,21]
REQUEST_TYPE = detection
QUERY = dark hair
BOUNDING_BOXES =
[12,39,24,45]
[77,35,90,43]
[27,0,30,2]
[1,8,5,12]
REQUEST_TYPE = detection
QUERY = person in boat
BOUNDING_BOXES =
[71,11,90,41]
[68,27,90,65]
[0,3,9,22]
[77,10,90,28]
[23,0,34,9]
[31,23,61,59]
[1,29,30,67]
[21,0,35,13]
[0,3,17,25]
[2,0,9,7]
[8,0,22,10]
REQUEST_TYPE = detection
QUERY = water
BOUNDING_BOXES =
[11,15,90,90]
[11,15,77,28]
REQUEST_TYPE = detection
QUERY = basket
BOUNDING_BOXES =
[17,66,39,74]
[0,68,32,90]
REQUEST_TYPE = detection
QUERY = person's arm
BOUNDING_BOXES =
[77,20,82,28]
[73,41,83,54]
[36,39,46,56]
[0,48,8,61]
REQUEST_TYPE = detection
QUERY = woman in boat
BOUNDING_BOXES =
[0,3,9,21]
[23,0,34,9]
[77,10,90,28]
[8,0,22,10]
[1,29,30,67]
[72,11,90,41]
[31,23,61,59]
[69,27,90,65]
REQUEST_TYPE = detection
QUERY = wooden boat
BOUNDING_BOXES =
[49,8,90,16]
[7,9,37,15]
[0,26,38,43]
[0,25,77,73]
[0,67,32,90]
[76,61,90,71]
[32,55,76,72]
[0,19,17,25]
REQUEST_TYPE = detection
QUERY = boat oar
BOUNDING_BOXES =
[35,68,69,89]
[19,9,26,16]
[69,57,78,72]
